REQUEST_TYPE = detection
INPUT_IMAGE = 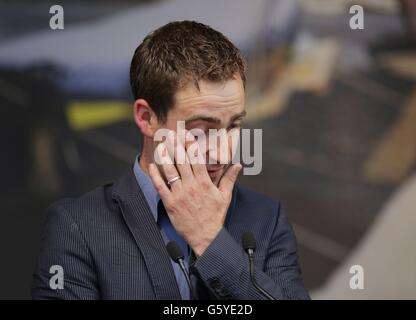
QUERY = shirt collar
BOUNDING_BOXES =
[133,155,160,221]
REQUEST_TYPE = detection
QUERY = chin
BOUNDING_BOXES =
[211,176,220,186]
[207,165,229,186]
[210,171,224,186]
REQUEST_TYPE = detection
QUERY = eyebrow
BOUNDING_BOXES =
[185,110,247,126]
[231,110,247,122]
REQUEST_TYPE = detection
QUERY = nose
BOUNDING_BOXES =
[206,129,230,165]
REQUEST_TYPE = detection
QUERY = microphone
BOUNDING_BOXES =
[242,232,277,300]
[166,241,194,300]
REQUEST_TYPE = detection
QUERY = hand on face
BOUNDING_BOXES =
[148,129,242,256]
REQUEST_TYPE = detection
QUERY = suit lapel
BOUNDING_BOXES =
[112,169,182,300]
[224,185,248,247]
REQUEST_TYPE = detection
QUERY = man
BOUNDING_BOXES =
[32,21,309,300]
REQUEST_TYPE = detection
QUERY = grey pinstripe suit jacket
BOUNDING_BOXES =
[31,168,310,300]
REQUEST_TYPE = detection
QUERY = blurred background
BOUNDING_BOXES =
[0,0,415,299]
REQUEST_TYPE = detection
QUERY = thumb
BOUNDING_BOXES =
[219,163,242,194]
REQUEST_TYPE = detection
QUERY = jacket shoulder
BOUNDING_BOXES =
[46,181,117,223]
[234,184,283,218]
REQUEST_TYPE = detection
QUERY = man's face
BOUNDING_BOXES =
[156,75,245,185]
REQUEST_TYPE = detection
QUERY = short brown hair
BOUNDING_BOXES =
[130,20,246,122]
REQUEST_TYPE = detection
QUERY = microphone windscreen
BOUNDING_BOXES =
[166,240,184,262]
[242,232,256,251]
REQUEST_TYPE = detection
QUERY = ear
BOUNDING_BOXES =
[133,99,158,138]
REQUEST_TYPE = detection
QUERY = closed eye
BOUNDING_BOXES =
[228,122,241,130]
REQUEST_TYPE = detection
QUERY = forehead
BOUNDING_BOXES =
[173,76,245,118]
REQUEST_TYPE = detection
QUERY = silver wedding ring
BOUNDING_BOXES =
[167,176,181,186]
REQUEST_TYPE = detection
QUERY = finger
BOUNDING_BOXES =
[218,163,242,195]
[163,130,176,160]
[228,128,240,162]
[185,131,210,181]
[155,142,182,191]
[148,163,172,201]
[218,128,230,165]
[166,130,193,181]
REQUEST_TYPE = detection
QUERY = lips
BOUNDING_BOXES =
[207,166,224,177]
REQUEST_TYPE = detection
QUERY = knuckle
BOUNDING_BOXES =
[155,182,165,193]
[187,184,197,195]
[164,199,175,212]
[176,196,187,208]
[200,179,211,190]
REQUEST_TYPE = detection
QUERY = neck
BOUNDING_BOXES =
[139,153,149,175]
